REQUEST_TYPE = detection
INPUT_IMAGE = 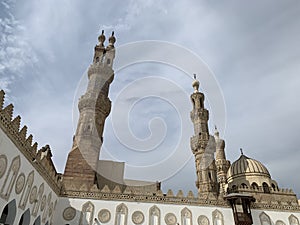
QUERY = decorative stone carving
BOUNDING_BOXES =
[63,207,76,221]
[48,202,54,217]
[132,211,144,225]
[98,209,111,223]
[198,215,209,225]
[15,173,25,194]
[165,213,177,225]
[40,195,46,211]
[29,186,37,204]
[181,207,193,225]
[0,154,7,178]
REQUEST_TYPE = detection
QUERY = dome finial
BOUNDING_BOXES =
[240,148,243,155]
[192,73,200,93]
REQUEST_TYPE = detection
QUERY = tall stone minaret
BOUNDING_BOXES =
[190,75,218,197]
[63,31,116,189]
[214,127,230,196]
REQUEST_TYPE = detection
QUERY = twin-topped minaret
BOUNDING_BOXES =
[190,75,229,197]
[63,31,116,189]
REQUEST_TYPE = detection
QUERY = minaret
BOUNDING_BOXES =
[214,126,230,196]
[63,31,116,189]
[190,75,218,197]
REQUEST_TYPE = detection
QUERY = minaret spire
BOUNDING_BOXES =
[63,31,116,190]
[190,75,218,197]
[214,126,230,196]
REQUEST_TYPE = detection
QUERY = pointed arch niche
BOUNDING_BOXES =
[0,155,20,200]
[212,210,223,225]
[181,207,192,225]
[289,215,300,225]
[276,221,286,225]
[79,201,94,225]
[259,212,271,225]
[115,203,128,225]
[149,205,160,225]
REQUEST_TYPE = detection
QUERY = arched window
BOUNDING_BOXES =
[33,216,41,225]
[181,207,192,225]
[18,209,30,225]
[240,183,248,189]
[115,203,128,225]
[271,183,277,191]
[262,183,270,193]
[0,199,16,225]
[251,182,259,190]
[212,210,224,225]
[289,214,299,225]
[149,205,160,225]
[259,212,271,225]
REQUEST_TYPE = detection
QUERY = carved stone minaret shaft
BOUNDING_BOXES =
[190,77,218,195]
[63,31,116,188]
[214,127,230,196]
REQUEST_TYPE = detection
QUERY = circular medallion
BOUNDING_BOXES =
[15,173,25,194]
[40,195,46,211]
[98,209,111,223]
[0,155,7,178]
[198,215,209,225]
[29,186,37,204]
[132,211,144,225]
[63,207,76,221]
[165,213,177,225]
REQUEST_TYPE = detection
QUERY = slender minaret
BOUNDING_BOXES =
[214,126,230,196]
[190,75,218,196]
[63,31,116,189]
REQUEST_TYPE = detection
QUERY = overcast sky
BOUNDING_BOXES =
[1,0,300,197]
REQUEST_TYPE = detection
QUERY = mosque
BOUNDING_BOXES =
[0,32,299,225]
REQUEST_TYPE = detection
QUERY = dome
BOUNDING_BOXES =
[227,154,271,182]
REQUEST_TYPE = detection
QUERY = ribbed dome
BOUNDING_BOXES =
[227,154,271,180]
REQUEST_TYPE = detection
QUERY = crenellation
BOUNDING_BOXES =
[11,115,21,131]
[0,90,4,109]
[2,103,14,122]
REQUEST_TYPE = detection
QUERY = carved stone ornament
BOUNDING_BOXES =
[198,215,209,225]
[132,211,144,225]
[63,206,76,221]
[165,213,177,225]
[40,195,46,211]
[0,155,7,178]
[15,173,25,194]
[98,209,111,223]
[29,186,37,204]
[48,202,54,217]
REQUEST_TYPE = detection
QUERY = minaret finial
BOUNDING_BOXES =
[98,30,106,45]
[240,148,243,155]
[192,73,200,93]
[214,125,219,138]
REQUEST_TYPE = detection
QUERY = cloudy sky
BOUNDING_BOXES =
[1,0,300,197]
